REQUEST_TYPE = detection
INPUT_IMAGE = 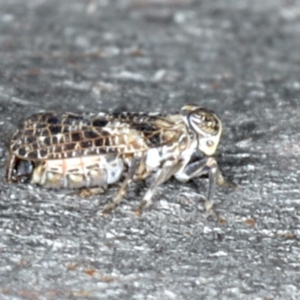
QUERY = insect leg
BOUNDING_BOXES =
[175,157,236,217]
[5,154,16,182]
[5,155,33,183]
[135,160,183,215]
[73,186,108,198]
[103,156,142,214]
[179,157,236,188]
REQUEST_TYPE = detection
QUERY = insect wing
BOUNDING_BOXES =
[9,111,183,161]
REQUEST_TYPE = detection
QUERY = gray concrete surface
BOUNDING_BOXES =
[1,0,300,299]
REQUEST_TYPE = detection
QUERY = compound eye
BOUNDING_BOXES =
[206,140,214,147]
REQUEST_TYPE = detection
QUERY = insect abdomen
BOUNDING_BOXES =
[31,155,124,189]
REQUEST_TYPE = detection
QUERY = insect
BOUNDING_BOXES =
[6,104,236,216]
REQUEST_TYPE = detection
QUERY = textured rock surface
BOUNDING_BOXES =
[1,0,300,299]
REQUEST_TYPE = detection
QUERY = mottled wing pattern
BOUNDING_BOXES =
[9,111,184,161]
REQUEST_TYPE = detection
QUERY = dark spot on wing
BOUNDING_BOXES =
[49,125,62,135]
[41,129,50,136]
[52,135,59,144]
[26,136,36,144]
[84,130,99,139]
[31,142,38,150]
[80,140,93,148]
[147,133,161,147]
[64,143,76,151]
[43,137,51,146]
[39,148,48,158]
[131,123,157,133]
[71,132,83,142]
[92,118,108,127]
[95,138,104,147]
[47,116,60,125]
[18,147,27,157]
[55,145,63,153]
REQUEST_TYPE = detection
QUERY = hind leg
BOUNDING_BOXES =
[103,156,142,215]
[135,160,184,215]
[5,154,16,182]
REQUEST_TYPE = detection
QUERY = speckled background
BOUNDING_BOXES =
[1,1,300,299]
